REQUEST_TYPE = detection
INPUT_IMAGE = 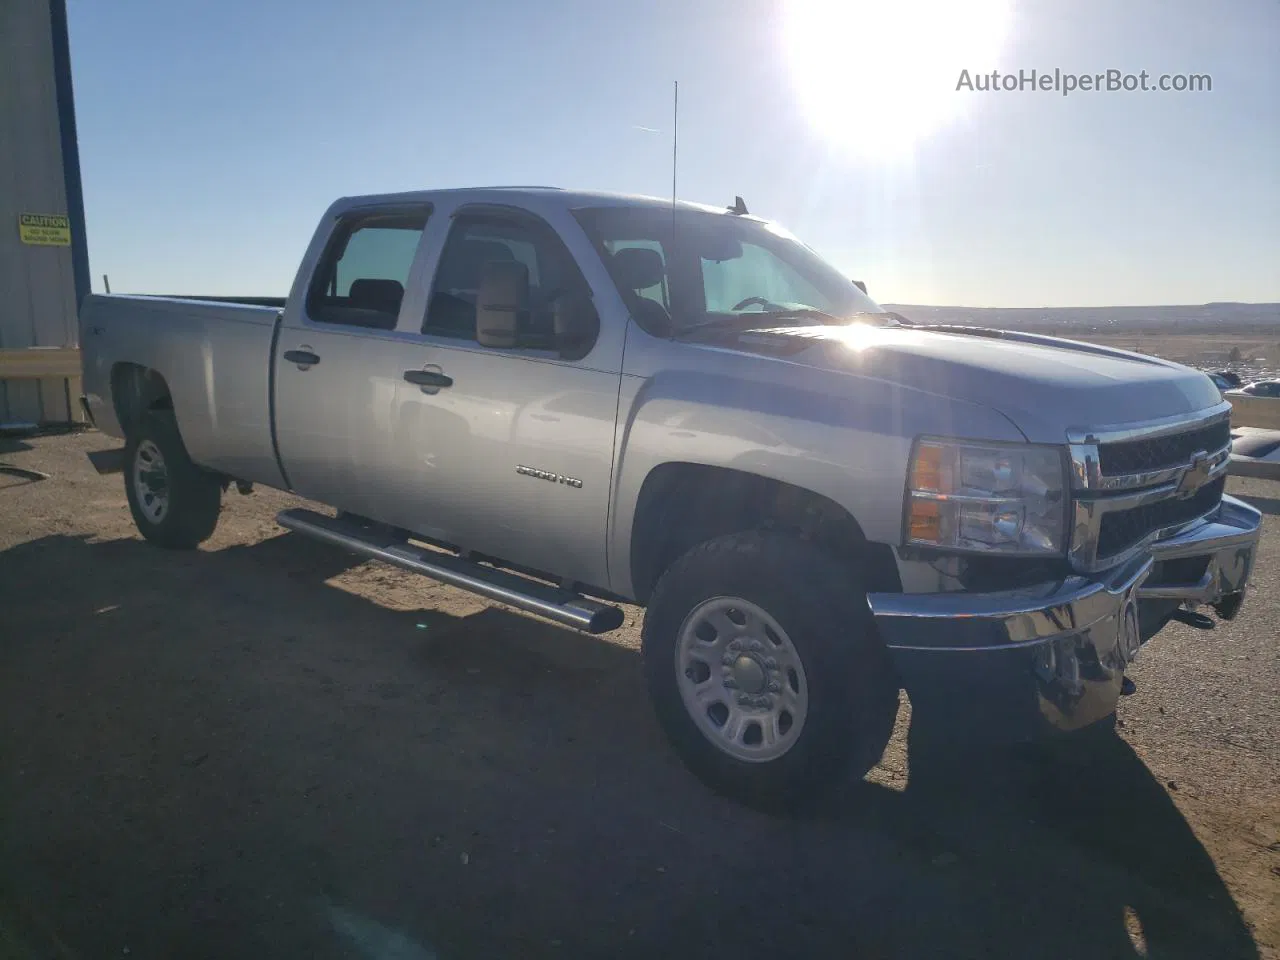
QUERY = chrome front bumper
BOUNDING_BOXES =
[867,495,1261,740]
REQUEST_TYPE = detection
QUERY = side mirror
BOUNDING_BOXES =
[853,279,867,294]
[475,260,529,349]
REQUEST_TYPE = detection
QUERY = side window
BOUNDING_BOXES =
[305,208,429,329]
[423,215,582,342]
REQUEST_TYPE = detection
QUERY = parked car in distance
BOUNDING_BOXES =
[78,186,1262,807]
[1207,372,1238,393]
[1234,380,1280,398]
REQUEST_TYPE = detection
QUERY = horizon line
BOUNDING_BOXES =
[883,301,1280,311]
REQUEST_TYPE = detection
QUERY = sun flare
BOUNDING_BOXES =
[782,0,1010,157]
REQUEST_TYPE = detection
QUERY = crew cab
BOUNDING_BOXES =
[79,187,1261,805]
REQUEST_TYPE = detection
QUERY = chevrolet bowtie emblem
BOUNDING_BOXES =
[1174,451,1213,500]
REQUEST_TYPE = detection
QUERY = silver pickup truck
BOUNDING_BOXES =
[80,187,1261,805]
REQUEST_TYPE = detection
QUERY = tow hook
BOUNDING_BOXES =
[1170,607,1215,630]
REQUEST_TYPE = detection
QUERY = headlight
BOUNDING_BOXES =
[904,438,1068,555]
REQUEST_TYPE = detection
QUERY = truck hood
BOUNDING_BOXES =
[712,322,1222,442]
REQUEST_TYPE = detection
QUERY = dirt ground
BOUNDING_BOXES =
[1,429,1277,960]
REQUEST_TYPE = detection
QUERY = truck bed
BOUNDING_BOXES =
[79,294,287,489]
[148,295,288,309]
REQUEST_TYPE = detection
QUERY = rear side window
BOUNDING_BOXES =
[306,207,430,329]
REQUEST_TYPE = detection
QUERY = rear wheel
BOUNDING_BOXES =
[124,412,221,548]
[642,531,899,808]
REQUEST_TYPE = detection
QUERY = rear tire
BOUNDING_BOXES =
[124,412,221,549]
[642,531,899,809]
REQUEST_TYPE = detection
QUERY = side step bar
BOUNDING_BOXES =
[276,508,625,635]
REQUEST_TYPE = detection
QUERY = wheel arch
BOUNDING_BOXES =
[627,461,901,605]
[110,362,174,436]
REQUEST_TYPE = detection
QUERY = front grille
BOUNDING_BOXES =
[1098,418,1231,476]
[1096,476,1225,558]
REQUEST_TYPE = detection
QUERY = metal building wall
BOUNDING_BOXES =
[0,0,89,423]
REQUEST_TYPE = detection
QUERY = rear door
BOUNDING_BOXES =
[358,205,624,588]
[273,204,431,516]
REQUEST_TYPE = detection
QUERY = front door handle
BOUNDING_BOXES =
[283,349,320,368]
[403,370,453,389]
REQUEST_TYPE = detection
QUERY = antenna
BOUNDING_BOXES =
[671,80,679,241]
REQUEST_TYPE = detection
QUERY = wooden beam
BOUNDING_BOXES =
[0,347,81,379]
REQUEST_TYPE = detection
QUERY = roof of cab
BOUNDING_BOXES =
[331,186,736,217]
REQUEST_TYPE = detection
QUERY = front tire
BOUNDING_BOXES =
[124,412,221,549]
[642,531,898,808]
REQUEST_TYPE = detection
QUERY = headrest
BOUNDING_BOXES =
[440,238,517,290]
[610,247,665,290]
[348,278,404,311]
[463,239,515,265]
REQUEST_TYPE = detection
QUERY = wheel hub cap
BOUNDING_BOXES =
[675,597,809,763]
[732,655,766,694]
[132,439,170,523]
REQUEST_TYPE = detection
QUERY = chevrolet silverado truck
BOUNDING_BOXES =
[79,187,1261,805]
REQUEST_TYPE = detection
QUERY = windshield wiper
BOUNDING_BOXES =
[748,307,844,325]
[675,309,907,338]
[675,308,841,336]
[748,309,909,327]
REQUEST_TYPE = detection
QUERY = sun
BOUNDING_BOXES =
[782,0,1010,157]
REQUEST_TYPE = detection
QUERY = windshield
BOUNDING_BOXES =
[574,206,885,335]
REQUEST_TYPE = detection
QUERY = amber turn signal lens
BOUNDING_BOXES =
[910,443,945,493]
[907,499,942,542]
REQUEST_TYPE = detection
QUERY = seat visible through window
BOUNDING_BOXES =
[305,208,429,328]
[348,278,404,317]
[609,246,671,333]
[425,239,516,338]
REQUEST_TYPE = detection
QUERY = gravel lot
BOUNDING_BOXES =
[1,429,1277,959]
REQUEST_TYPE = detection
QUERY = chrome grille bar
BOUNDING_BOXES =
[1066,403,1232,572]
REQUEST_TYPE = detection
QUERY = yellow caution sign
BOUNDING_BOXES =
[18,213,71,246]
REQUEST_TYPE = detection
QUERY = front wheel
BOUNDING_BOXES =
[642,531,899,808]
[124,412,222,549]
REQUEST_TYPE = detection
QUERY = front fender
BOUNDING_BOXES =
[607,364,1025,599]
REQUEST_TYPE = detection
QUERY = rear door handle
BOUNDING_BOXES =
[283,349,320,367]
[403,370,453,389]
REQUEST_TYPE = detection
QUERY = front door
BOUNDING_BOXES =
[359,209,622,588]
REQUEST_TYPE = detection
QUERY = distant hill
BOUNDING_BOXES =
[882,302,1280,335]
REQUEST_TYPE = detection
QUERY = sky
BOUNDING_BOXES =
[66,0,1279,307]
